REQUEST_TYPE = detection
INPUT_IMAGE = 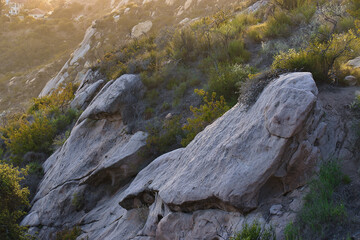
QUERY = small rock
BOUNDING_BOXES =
[131,21,153,38]
[347,56,360,68]
[344,75,357,86]
[165,113,172,120]
[270,204,283,215]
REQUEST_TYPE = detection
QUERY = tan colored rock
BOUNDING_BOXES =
[131,21,153,38]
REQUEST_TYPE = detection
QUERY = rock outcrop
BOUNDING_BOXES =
[119,72,320,214]
[131,21,153,38]
[40,27,97,97]
[22,72,358,239]
[21,74,148,239]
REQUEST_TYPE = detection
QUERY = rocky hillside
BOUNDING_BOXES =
[21,72,360,239]
[1,0,360,239]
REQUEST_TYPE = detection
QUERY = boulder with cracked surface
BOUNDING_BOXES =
[119,72,320,213]
[21,74,148,238]
[22,72,359,239]
[79,74,144,122]
[70,79,105,110]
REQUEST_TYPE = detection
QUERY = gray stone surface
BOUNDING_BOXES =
[79,74,144,122]
[347,56,360,68]
[344,75,357,86]
[119,73,319,213]
[70,79,105,110]
[21,74,148,239]
[23,72,360,239]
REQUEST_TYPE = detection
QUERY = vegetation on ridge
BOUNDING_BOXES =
[0,162,30,240]
[1,0,360,239]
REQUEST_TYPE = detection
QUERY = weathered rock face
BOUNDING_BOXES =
[79,74,144,123]
[70,79,105,110]
[21,74,148,239]
[119,72,320,213]
[22,72,359,239]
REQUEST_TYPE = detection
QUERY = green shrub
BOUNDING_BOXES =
[55,226,82,240]
[181,89,230,146]
[170,28,198,62]
[161,102,171,112]
[0,162,30,240]
[208,63,254,105]
[336,17,356,33]
[299,159,347,233]
[228,39,251,63]
[51,108,80,134]
[145,116,183,156]
[144,107,155,120]
[105,62,127,80]
[2,114,56,163]
[271,0,312,10]
[27,162,44,176]
[272,30,360,83]
[1,83,79,163]
[293,4,316,24]
[141,71,165,89]
[28,83,77,115]
[173,82,188,100]
[247,28,263,43]
[348,0,360,18]
[99,36,158,79]
[71,192,84,212]
[231,221,275,240]
[284,222,301,240]
[264,11,293,38]
[145,89,159,106]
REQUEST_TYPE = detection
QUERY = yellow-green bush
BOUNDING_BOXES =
[181,89,230,146]
[228,39,251,63]
[0,162,30,240]
[55,226,82,240]
[231,220,275,240]
[293,4,316,24]
[1,83,79,163]
[208,64,254,105]
[272,30,360,83]
[271,0,314,10]
[28,83,77,114]
[264,11,293,38]
[2,115,56,163]
[170,27,204,62]
[348,0,360,18]
[99,36,158,79]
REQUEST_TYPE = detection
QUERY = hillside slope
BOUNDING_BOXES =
[1,0,360,239]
